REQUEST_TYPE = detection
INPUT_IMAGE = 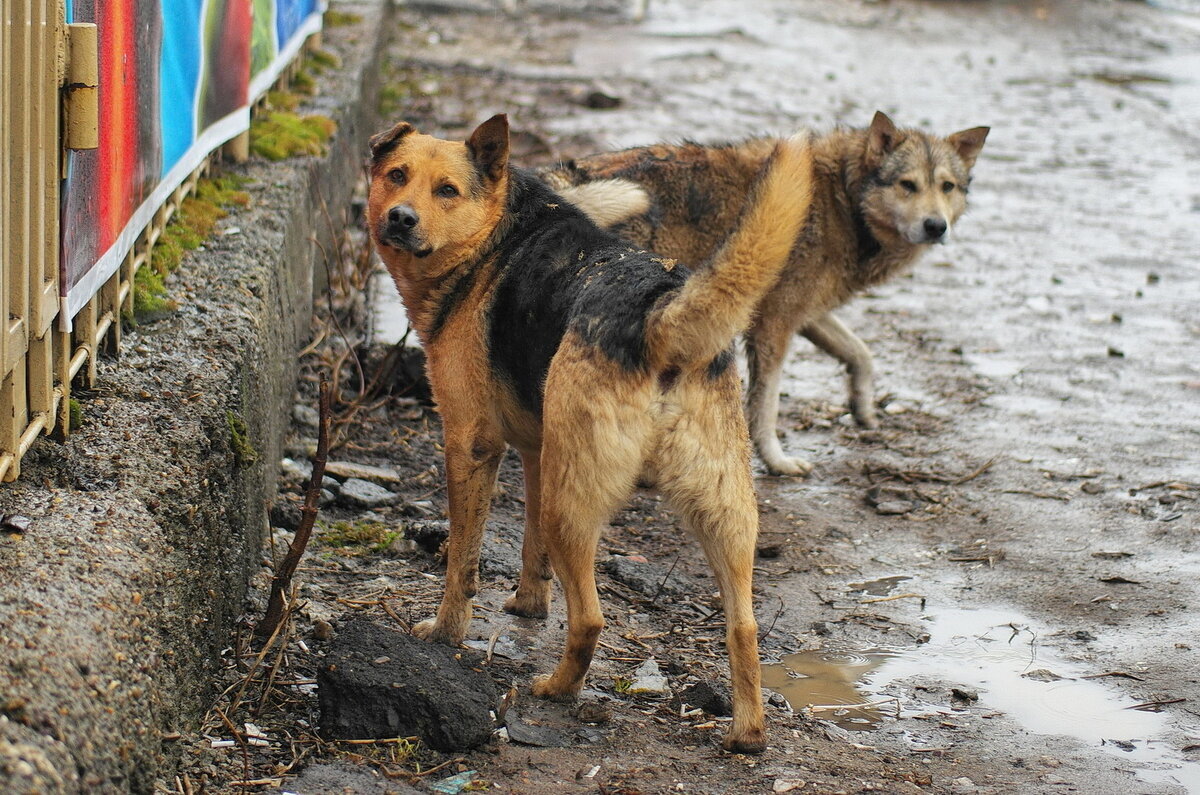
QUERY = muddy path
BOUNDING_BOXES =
[177,1,1200,792]
[369,0,1200,790]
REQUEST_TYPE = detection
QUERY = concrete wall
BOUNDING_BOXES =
[0,3,388,791]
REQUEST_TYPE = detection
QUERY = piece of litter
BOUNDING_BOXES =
[628,658,670,694]
[430,771,478,794]
[210,739,235,748]
[578,765,601,780]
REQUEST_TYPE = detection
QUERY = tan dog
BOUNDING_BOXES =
[367,114,813,752]
[544,112,988,475]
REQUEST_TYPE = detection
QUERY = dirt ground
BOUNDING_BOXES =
[171,1,1200,792]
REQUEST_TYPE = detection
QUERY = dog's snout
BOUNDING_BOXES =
[389,205,419,229]
[923,217,947,241]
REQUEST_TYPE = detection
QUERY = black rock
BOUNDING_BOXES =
[318,619,498,751]
[409,520,449,553]
[680,680,733,717]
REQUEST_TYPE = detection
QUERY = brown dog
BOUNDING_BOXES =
[544,112,989,475]
[367,114,813,752]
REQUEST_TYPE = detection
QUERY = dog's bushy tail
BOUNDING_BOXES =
[646,133,813,369]
[554,178,651,228]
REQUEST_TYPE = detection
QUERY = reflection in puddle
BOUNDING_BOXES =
[763,606,1200,790]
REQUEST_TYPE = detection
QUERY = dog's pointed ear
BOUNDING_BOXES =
[467,114,510,182]
[947,126,990,169]
[866,111,899,166]
[369,122,414,162]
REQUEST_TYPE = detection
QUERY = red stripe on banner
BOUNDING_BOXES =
[97,0,139,251]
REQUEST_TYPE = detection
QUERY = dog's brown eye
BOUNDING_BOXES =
[436,184,459,199]
[388,168,406,185]
[899,179,917,193]
[942,181,955,193]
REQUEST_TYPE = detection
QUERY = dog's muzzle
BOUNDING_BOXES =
[380,204,433,257]
[920,216,948,244]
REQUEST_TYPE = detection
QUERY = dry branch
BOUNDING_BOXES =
[259,378,331,637]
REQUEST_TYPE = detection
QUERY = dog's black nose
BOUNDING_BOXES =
[389,205,419,229]
[923,217,947,240]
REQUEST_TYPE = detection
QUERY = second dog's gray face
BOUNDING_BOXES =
[862,112,989,246]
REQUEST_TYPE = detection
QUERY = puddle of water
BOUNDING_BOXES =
[760,649,897,731]
[764,606,1200,790]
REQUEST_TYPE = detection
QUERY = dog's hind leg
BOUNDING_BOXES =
[801,313,878,429]
[745,314,813,477]
[657,392,766,753]
[412,422,505,645]
[532,367,650,701]
[505,448,553,618]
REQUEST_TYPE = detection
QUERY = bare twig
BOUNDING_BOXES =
[859,592,926,608]
[259,379,331,637]
[214,705,251,784]
[758,595,786,642]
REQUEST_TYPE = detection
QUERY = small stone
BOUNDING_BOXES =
[325,461,404,484]
[372,656,390,665]
[292,404,321,428]
[319,489,336,506]
[1081,481,1104,494]
[504,714,569,747]
[767,692,792,712]
[338,478,401,509]
[322,476,341,494]
[1037,755,1063,768]
[950,687,978,703]
[875,501,914,516]
[628,659,670,695]
[1021,669,1066,682]
[810,621,833,636]
[950,776,977,793]
[757,544,783,559]
[1,514,32,533]
[680,680,732,717]
[270,500,303,530]
[583,89,621,109]
[773,780,806,794]
[603,555,689,597]
[409,520,449,553]
[280,457,313,484]
[312,620,333,641]
[1072,630,1097,642]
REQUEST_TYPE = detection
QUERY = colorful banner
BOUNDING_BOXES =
[60,0,323,328]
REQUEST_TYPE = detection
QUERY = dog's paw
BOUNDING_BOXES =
[531,674,580,702]
[850,400,879,429]
[411,618,460,646]
[721,727,767,754]
[764,455,814,477]
[503,592,550,619]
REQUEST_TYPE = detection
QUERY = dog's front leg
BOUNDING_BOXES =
[801,313,877,429]
[413,425,505,645]
[504,449,553,618]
